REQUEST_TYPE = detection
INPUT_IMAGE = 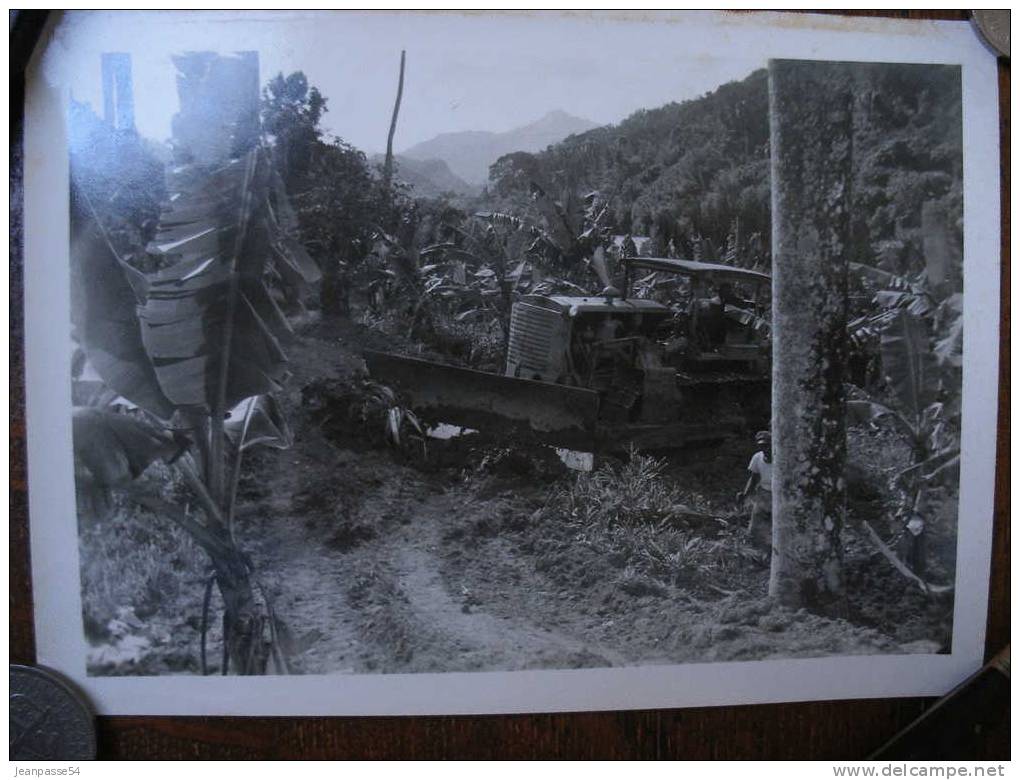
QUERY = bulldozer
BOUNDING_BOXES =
[364,256,771,453]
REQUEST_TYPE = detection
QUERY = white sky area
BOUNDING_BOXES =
[40,10,767,154]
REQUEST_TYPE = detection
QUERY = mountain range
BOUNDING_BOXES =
[401,109,599,187]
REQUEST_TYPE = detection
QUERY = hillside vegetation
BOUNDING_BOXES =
[486,65,962,279]
[369,154,477,198]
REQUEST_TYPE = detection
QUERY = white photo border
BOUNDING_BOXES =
[23,10,1002,716]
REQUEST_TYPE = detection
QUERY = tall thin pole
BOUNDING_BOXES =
[768,59,854,612]
[382,50,406,192]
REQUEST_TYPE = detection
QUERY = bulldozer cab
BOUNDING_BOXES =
[621,256,771,372]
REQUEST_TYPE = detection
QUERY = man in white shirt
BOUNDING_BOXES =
[737,430,773,546]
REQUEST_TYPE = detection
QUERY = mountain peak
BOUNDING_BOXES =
[540,108,573,120]
[522,109,593,132]
[538,108,579,121]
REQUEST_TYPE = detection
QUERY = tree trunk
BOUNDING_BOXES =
[213,548,266,675]
[499,280,513,359]
[382,50,406,192]
[176,463,267,674]
[768,59,854,612]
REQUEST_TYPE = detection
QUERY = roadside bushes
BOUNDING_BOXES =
[301,376,426,460]
[542,451,766,594]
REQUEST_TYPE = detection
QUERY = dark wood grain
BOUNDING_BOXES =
[10,9,41,671]
[9,10,1008,759]
[986,52,1011,664]
[872,659,1011,760]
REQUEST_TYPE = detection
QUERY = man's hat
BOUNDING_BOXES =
[755,430,771,443]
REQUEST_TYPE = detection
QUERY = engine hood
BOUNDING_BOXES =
[520,294,670,317]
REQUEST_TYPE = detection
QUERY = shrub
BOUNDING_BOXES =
[548,450,766,591]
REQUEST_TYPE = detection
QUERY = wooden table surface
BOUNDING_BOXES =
[9,10,1009,760]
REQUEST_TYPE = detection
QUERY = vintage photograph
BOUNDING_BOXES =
[52,12,976,683]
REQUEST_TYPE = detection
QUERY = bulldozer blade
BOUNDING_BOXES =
[363,350,600,450]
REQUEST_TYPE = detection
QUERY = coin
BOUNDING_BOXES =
[972,10,1010,58]
[9,665,97,760]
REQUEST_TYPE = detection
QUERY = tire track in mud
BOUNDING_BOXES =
[243,436,371,675]
[381,491,632,672]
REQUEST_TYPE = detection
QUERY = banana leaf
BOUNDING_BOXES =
[139,255,288,408]
[474,211,528,231]
[271,235,321,285]
[849,262,914,290]
[225,394,293,452]
[934,293,964,368]
[881,310,937,424]
[846,398,917,443]
[70,185,176,420]
[266,170,320,285]
[142,150,290,409]
[530,182,575,254]
[73,407,183,489]
[152,159,250,250]
[895,448,961,488]
[270,168,301,234]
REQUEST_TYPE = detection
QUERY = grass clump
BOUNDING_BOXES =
[561,450,683,527]
[78,465,210,673]
[548,450,767,593]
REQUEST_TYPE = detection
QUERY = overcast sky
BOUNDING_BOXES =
[43,11,767,153]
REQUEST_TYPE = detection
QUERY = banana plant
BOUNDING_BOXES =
[846,203,961,354]
[417,214,574,355]
[848,309,960,581]
[527,183,616,287]
[843,202,965,585]
[363,212,441,338]
[70,136,312,674]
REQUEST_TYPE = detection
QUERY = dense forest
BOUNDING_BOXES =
[486,65,962,281]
